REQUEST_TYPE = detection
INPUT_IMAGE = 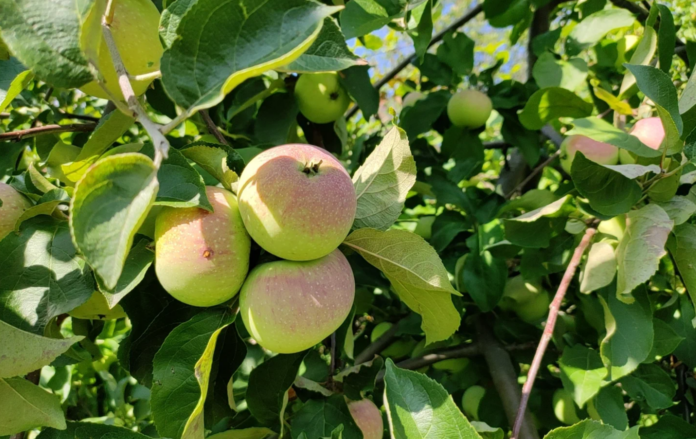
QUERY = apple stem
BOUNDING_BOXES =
[201,110,229,146]
[510,227,596,439]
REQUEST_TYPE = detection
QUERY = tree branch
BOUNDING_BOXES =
[511,227,596,439]
[201,110,230,145]
[0,123,97,141]
[354,321,401,364]
[505,150,561,198]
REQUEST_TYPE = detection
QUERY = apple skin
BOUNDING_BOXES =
[371,322,415,359]
[155,186,251,307]
[413,216,436,240]
[295,73,351,124]
[347,399,383,439]
[499,276,550,323]
[240,249,355,354]
[79,0,163,100]
[69,291,126,320]
[237,144,356,261]
[447,90,493,129]
[621,117,664,164]
[515,290,551,323]
[0,182,30,241]
[402,91,425,108]
[553,389,581,425]
[560,135,619,174]
[462,385,486,421]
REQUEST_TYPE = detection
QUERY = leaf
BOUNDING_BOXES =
[247,352,307,428]
[0,57,33,112]
[290,396,363,439]
[339,65,380,119]
[648,319,683,359]
[436,31,474,76]
[559,344,608,408]
[656,196,696,225]
[503,195,572,248]
[620,364,675,410]
[13,200,62,232]
[208,428,277,439]
[592,386,628,431]
[340,0,402,39]
[518,87,593,130]
[284,17,362,72]
[95,238,154,308]
[430,211,469,252]
[616,204,672,298]
[532,53,588,91]
[0,0,93,88]
[160,0,196,49]
[657,5,676,74]
[0,320,82,378]
[70,153,159,290]
[0,377,65,435]
[571,153,642,217]
[462,237,507,312]
[151,309,235,439]
[161,0,338,113]
[567,117,662,158]
[408,0,433,62]
[343,228,461,344]
[334,356,384,401]
[383,359,482,439]
[545,420,639,439]
[640,414,696,439]
[352,127,416,230]
[668,223,696,306]
[593,87,632,116]
[579,241,616,294]
[602,164,661,179]
[618,27,657,99]
[181,141,244,191]
[566,9,636,56]
[0,217,93,333]
[38,421,152,439]
[400,90,450,138]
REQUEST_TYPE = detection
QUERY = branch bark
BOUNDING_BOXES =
[354,321,401,365]
[0,123,97,141]
[201,110,230,145]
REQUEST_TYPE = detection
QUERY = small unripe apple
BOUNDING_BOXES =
[237,144,356,261]
[79,0,163,100]
[155,186,251,307]
[515,290,551,323]
[560,135,619,174]
[347,399,383,439]
[462,385,486,421]
[500,276,550,323]
[371,322,415,359]
[597,214,626,241]
[295,73,351,124]
[69,291,126,320]
[0,182,30,241]
[621,117,664,164]
[402,91,425,108]
[553,389,581,425]
[447,90,493,129]
[413,216,436,239]
[240,249,355,353]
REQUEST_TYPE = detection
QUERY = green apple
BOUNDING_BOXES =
[553,389,581,425]
[649,159,682,202]
[69,291,126,320]
[515,290,551,323]
[155,186,251,307]
[414,216,436,239]
[615,35,639,69]
[447,89,493,129]
[371,322,415,358]
[402,91,425,108]
[500,276,550,323]
[597,214,626,241]
[462,385,486,421]
[237,144,356,261]
[240,249,355,353]
[621,117,664,164]
[0,182,30,241]
[295,72,351,124]
[560,135,619,174]
[347,399,383,439]
[79,0,163,100]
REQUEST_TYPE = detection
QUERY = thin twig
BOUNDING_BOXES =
[354,321,401,364]
[227,78,285,120]
[505,150,561,199]
[0,123,97,141]
[58,112,101,122]
[201,110,229,145]
[511,227,596,439]
[330,332,337,376]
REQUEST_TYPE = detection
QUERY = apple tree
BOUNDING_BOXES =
[1,0,696,438]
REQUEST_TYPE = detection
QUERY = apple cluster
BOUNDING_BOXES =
[154,143,358,354]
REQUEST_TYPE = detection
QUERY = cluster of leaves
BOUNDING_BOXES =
[2,0,696,438]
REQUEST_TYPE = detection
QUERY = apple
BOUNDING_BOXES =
[371,322,415,359]
[155,186,251,307]
[597,214,626,241]
[515,290,551,323]
[560,135,619,174]
[553,389,581,425]
[295,72,351,124]
[237,143,356,261]
[0,182,30,241]
[239,249,355,353]
[347,399,383,439]
[69,291,126,320]
[79,0,163,101]
[621,117,664,164]
[499,276,550,323]
[413,216,436,239]
[462,385,486,421]
[447,89,493,129]
[402,91,425,108]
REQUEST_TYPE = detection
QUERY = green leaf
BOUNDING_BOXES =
[620,364,675,410]
[352,127,416,230]
[462,236,507,312]
[640,414,696,439]
[566,9,635,56]
[656,196,696,225]
[503,195,572,248]
[484,0,530,28]
[0,0,93,88]
[657,5,676,74]
[343,228,461,344]
[70,153,159,290]
[616,204,672,298]
[38,421,152,439]
[13,200,62,232]
[567,117,662,158]
[599,287,653,381]
[334,356,384,401]
[592,87,632,116]
[559,344,607,408]
[532,53,588,91]
[161,0,338,113]
[591,386,628,431]
[648,319,683,359]
[151,309,235,439]
[430,211,469,252]
[383,359,482,439]
[180,141,243,191]
[618,27,657,99]
[579,241,617,294]
[208,428,277,439]
[291,396,363,439]
[518,87,593,130]
[160,0,196,49]
[339,65,380,119]
[570,153,642,217]
[545,419,639,439]
[436,31,474,76]
[408,0,433,63]
[0,378,64,434]
[0,320,82,378]
[284,17,362,73]
[247,352,307,428]
[340,0,402,39]
[95,238,154,308]
[0,57,33,112]
[668,223,696,306]
[0,217,94,333]
[400,90,449,138]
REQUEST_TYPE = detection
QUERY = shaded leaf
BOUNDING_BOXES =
[518,87,593,130]
[0,377,65,435]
